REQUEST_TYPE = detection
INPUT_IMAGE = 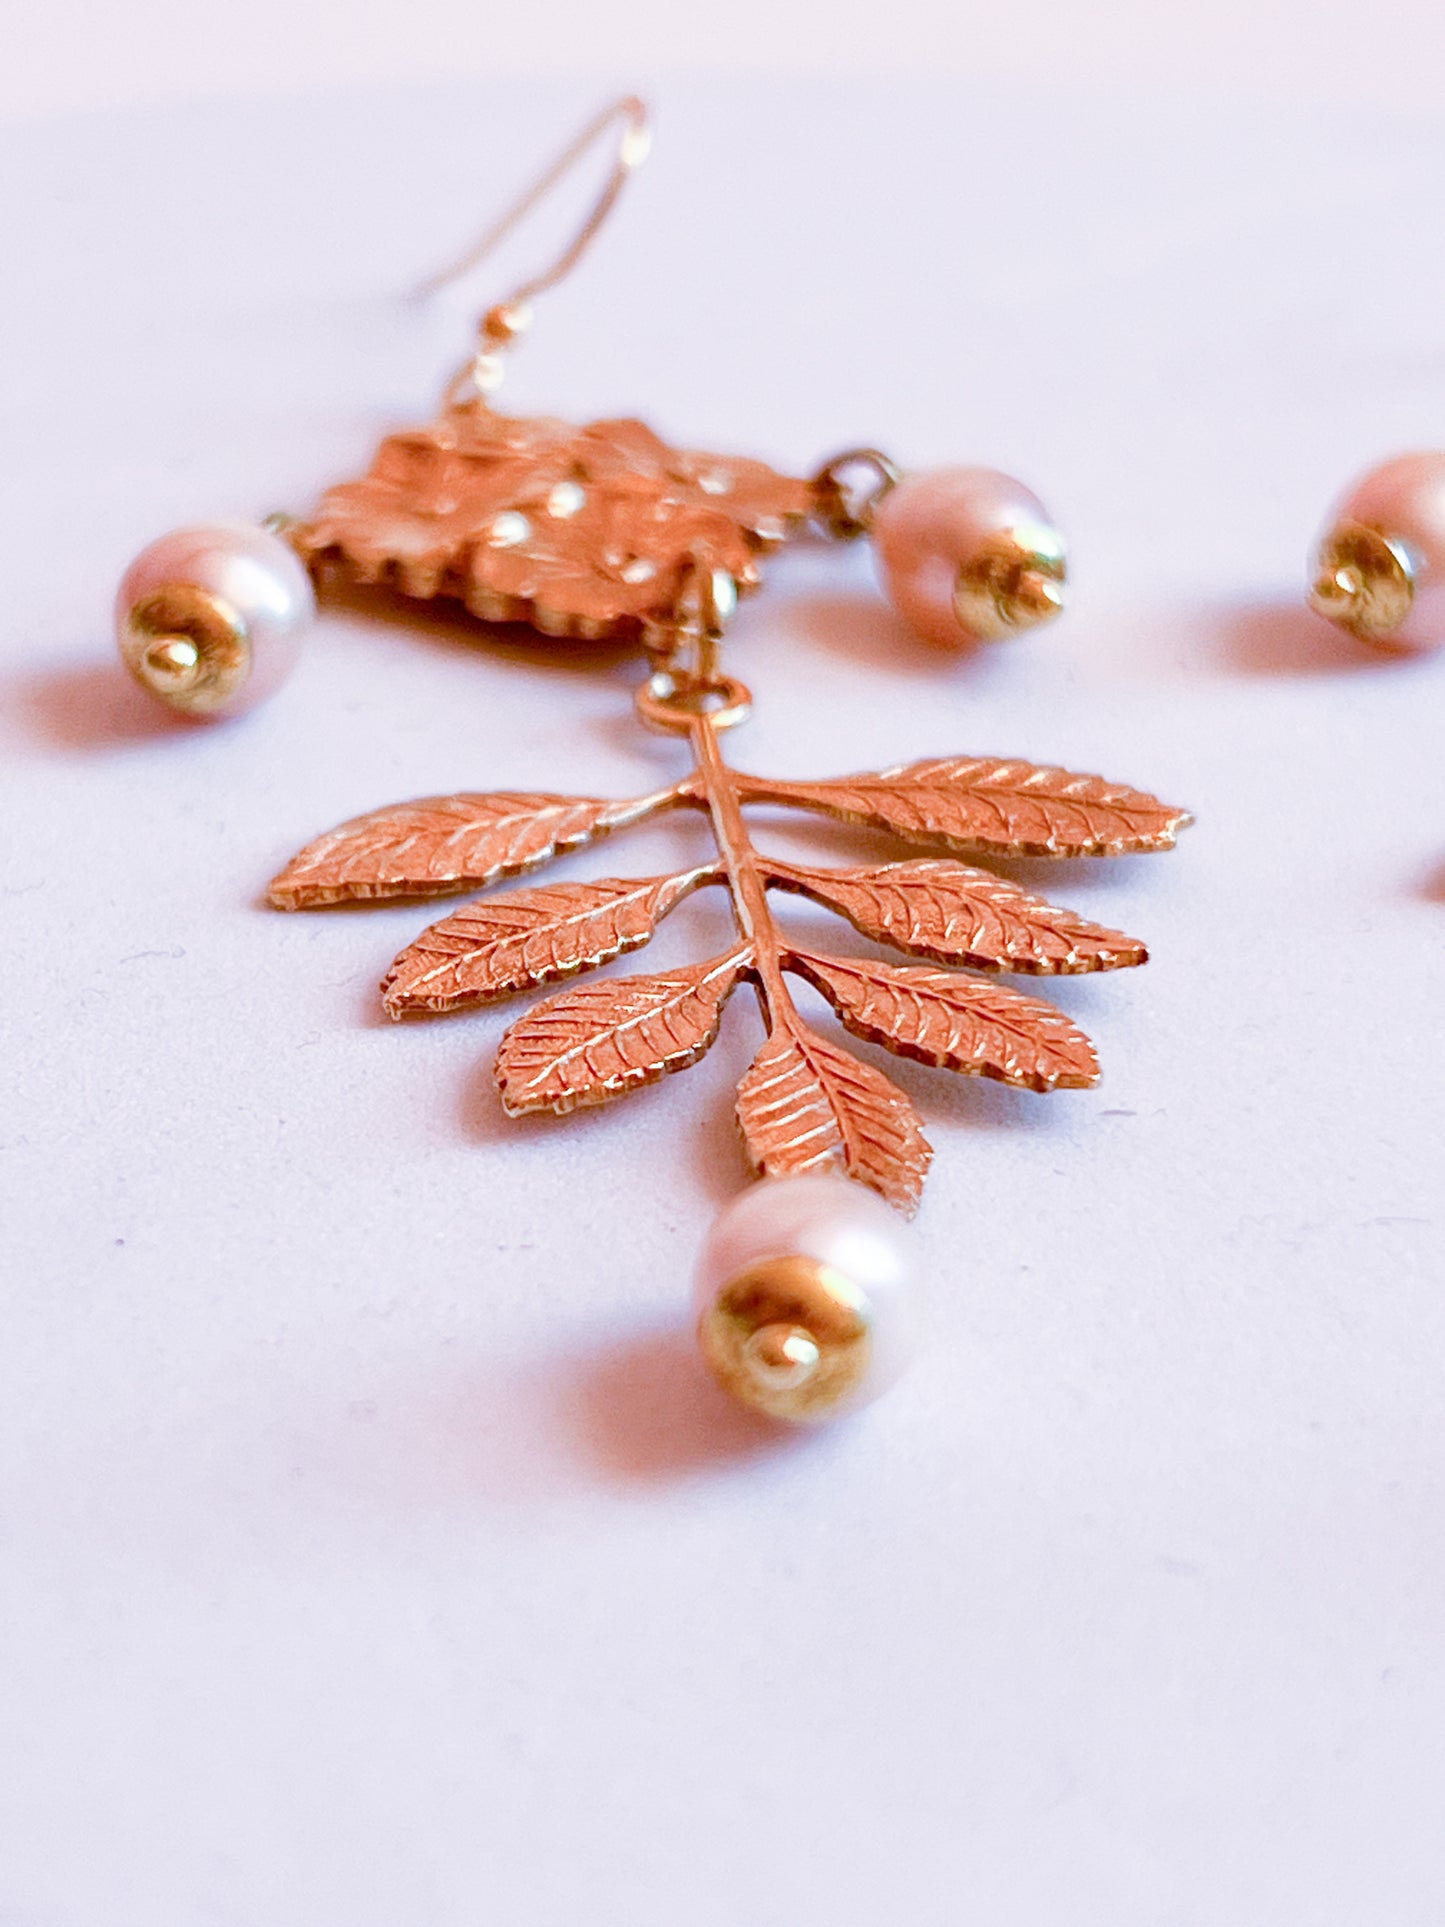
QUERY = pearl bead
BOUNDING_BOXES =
[693,1175,919,1422]
[116,521,315,717]
[871,466,1067,648]
[1309,453,1445,651]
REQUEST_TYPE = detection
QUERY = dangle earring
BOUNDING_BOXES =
[1308,453,1445,652]
[115,97,1189,1423]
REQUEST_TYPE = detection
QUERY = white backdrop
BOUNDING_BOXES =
[7,0,1445,122]
[2,11,1444,1926]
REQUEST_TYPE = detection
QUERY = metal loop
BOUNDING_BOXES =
[677,562,738,646]
[643,559,739,685]
[635,669,753,736]
[810,447,902,541]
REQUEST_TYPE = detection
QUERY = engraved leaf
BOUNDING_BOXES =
[740,758,1189,857]
[789,951,1100,1091]
[269,790,665,909]
[736,1021,932,1214]
[768,858,1147,973]
[495,949,748,1116]
[381,868,712,1016]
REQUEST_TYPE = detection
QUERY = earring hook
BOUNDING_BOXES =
[419,93,651,399]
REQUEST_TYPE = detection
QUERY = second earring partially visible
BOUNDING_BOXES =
[1308,452,1445,654]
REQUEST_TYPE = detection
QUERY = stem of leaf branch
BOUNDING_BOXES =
[689,713,794,1032]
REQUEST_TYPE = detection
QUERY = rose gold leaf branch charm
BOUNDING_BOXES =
[495,947,750,1116]
[268,685,1185,1218]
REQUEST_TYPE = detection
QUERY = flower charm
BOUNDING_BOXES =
[287,402,815,642]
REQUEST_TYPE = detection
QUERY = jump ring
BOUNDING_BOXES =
[635,669,753,735]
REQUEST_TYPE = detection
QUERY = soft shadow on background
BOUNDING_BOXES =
[1219,599,1415,678]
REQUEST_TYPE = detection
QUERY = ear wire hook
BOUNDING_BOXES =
[420,93,652,401]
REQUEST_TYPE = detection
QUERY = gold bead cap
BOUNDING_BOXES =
[953,523,1068,642]
[1309,521,1416,644]
[698,1253,872,1423]
[120,583,252,715]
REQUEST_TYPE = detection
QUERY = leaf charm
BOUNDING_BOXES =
[789,951,1100,1091]
[267,670,1186,1210]
[382,869,712,1015]
[741,757,1189,857]
[769,858,1147,973]
[496,950,748,1115]
[736,1021,932,1213]
[269,790,665,909]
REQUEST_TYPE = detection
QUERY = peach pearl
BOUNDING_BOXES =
[116,521,315,717]
[871,466,1066,649]
[1315,453,1445,652]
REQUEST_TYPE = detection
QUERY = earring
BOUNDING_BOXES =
[114,96,1189,1423]
[114,98,1067,713]
[1308,453,1445,652]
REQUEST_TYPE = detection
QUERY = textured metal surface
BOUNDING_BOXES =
[272,719,1184,1213]
[687,703,937,1210]
[734,1022,932,1213]
[267,787,678,908]
[765,857,1146,973]
[287,401,814,643]
[382,869,712,1015]
[494,949,748,1115]
[787,951,1100,1092]
[738,757,1190,858]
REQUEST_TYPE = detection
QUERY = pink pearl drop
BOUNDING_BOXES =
[1325,452,1445,652]
[116,522,315,716]
[871,465,1061,648]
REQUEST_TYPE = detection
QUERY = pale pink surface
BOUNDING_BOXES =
[1,56,1443,1927]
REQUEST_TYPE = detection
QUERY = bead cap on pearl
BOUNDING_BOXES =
[1308,522,1416,644]
[1307,452,1445,653]
[698,1253,873,1422]
[693,1175,918,1423]
[953,522,1068,642]
[115,521,315,718]
[119,581,253,714]
[872,466,1067,649]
